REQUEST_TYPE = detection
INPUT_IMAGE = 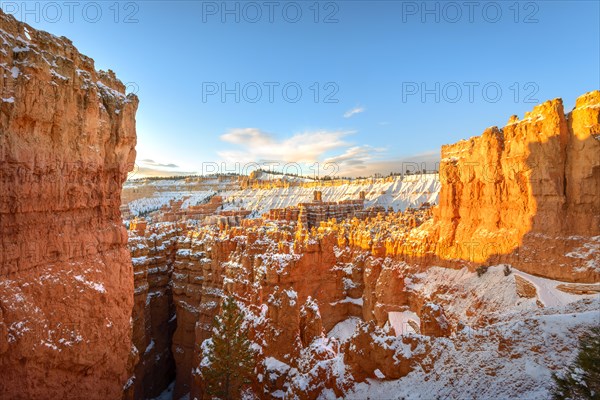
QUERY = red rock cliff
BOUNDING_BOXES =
[0,10,137,399]
[414,91,600,281]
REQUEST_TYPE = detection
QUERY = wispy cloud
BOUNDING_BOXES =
[128,158,193,179]
[324,145,385,167]
[133,167,197,179]
[140,159,179,168]
[358,150,441,176]
[343,106,365,118]
[213,127,441,178]
[218,128,354,163]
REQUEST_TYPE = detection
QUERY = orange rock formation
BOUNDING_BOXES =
[0,11,137,399]
[418,92,600,282]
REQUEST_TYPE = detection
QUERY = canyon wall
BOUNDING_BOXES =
[0,11,137,399]
[125,225,178,399]
[375,92,600,282]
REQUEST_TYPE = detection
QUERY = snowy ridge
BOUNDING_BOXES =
[127,191,215,216]
[221,173,440,217]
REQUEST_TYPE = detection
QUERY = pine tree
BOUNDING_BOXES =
[551,326,600,399]
[200,296,255,400]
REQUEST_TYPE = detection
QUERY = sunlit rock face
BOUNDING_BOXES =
[0,10,138,399]
[396,91,600,282]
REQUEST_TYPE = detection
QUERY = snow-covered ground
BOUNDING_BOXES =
[251,170,316,183]
[244,263,598,400]
[388,311,420,335]
[327,317,362,342]
[220,174,440,216]
[513,270,596,307]
[321,265,598,399]
[124,174,439,218]
[127,191,214,216]
[346,303,599,400]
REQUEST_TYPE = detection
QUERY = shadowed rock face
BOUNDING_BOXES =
[126,226,178,400]
[0,10,137,400]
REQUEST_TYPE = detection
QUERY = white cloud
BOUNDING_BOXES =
[357,150,441,177]
[343,106,365,118]
[133,167,197,179]
[218,128,354,164]
[139,159,179,168]
[324,145,384,166]
[215,127,440,178]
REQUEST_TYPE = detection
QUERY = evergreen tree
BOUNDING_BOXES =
[552,326,600,399]
[200,296,255,400]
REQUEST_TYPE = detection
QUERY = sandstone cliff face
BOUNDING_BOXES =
[402,92,599,282]
[0,11,137,399]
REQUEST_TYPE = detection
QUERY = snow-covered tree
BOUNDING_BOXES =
[200,296,255,399]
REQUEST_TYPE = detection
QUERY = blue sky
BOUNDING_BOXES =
[7,1,600,177]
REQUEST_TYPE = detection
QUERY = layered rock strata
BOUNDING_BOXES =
[424,93,600,282]
[0,10,137,400]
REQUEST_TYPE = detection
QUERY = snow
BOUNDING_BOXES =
[220,173,440,217]
[342,277,357,290]
[50,69,68,81]
[264,357,291,374]
[96,80,127,100]
[145,339,155,354]
[565,236,600,272]
[122,376,135,391]
[388,311,420,335]
[513,270,598,307]
[348,303,599,400]
[2,97,14,103]
[73,275,106,293]
[339,263,600,399]
[403,265,531,323]
[251,170,316,183]
[327,317,362,342]
[373,369,386,379]
[284,288,298,306]
[330,296,363,306]
[260,252,301,274]
[127,191,214,216]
